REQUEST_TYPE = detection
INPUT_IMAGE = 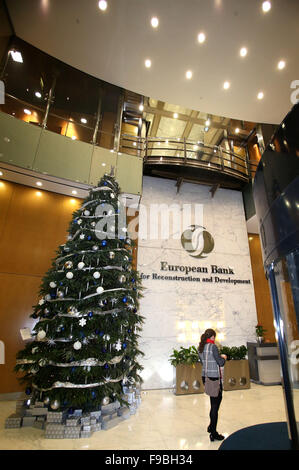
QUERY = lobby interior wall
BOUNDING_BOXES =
[137,176,258,390]
[0,181,81,394]
[0,0,12,66]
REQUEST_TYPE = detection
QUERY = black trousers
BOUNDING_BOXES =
[202,377,223,435]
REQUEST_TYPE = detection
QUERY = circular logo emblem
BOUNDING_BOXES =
[181,225,214,258]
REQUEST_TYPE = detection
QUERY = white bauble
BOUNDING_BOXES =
[102,397,110,405]
[50,400,60,410]
[110,193,115,199]
[66,272,74,279]
[77,219,82,225]
[96,286,104,294]
[93,271,101,279]
[49,282,57,288]
[79,234,85,240]
[84,210,90,216]
[78,262,85,270]
[73,341,82,350]
[37,330,46,340]
[103,334,110,341]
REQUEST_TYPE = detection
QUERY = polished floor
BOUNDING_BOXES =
[0,383,291,450]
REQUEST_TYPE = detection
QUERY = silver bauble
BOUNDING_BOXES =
[92,245,99,251]
[57,290,64,298]
[102,397,110,406]
[119,274,126,283]
[64,261,73,269]
[93,271,101,279]
[84,210,90,216]
[109,251,115,259]
[66,271,74,279]
[67,306,78,315]
[44,397,50,406]
[49,281,57,288]
[45,294,51,301]
[50,400,60,410]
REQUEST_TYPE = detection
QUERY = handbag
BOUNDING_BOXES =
[204,344,220,397]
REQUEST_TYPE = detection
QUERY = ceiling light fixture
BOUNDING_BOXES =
[36,181,43,187]
[151,17,159,28]
[204,126,209,132]
[197,32,206,43]
[235,128,240,134]
[186,70,193,79]
[10,50,23,63]
[277,60,286,70]
[139,104,144,111]
[24,109,31,115]
[173,113,178,119]
[240,47,248,57]
[98,0,107,11]
[223,81,230,90]
[72,190,77,195]
[257,91,264,100]
[205,118,211,126]
[81,118,87,124]
[262,1,271,13]
[145,59,152,68]
[0,171,3,176]
[35,91,42,98]
[71,136,77,140]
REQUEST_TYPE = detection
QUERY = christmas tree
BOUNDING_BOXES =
[15,173,144,413]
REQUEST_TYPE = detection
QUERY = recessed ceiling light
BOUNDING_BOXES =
[36,181,43,187]
[205,118,211,126]
[257,91,264,100]
[235,128,240,134]
[173,112,178,119]
[277,60,286,70]
[223,81,230,90]
[262,1,271,13]
[81,118,87,124]
[35,91,42,98]
[10,50,23,63]
[145,59,152,68]
[0,171,3,176]
[197,32,206,44]
[72,190,77,195]
[98,0,107,11]
[240,47,248,57]
[133,142,137,147]
[151,17,159,28]
[139,104,144,111]
[185,70,193,79]
[24,109,31,115]
[102,162,106,166]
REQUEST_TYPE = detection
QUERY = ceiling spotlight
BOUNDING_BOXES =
[36,181,43,187]
[139,104,144,111]
[0,171,3,176]
[173,112,178,119]
[205,118,211,126]
[235,128,240,134]
[81,118,87,124]
[257,91,264,100]
[10,50,23,63]
[151,17,159,28]
[262,1,271,13]
[223,81,230,90]
[98,0,107,11]
[72,190,78,195]
[145,59,152,68]
[186,70,193,79]
[35,91,42,98]
[277,60,286,70]
[240,47,248,57]
[24,109,31,115]
[197,32,206,44]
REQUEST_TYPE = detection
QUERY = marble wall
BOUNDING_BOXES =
[136,176,258,390]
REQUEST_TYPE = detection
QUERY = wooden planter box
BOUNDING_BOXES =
[175,363,204,395]
[222,359,250,391]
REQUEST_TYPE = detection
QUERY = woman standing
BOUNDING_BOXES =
[198,329,227,441]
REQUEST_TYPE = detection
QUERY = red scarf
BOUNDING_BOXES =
[206,338,215,344]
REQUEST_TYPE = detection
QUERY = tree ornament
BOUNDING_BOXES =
[50,400,60,410]
[25,387,32,395]
[49,281,57,288]
[79,318,87,327]
[92,245,99,251]
[37,330,46,341]
[103,334,110,341]
[119,274,126,283]
[57,290,64,298]
[109,251,115,259]
[80,234,85,240]
[102,397,110,405]
[78,262,85,269]
[84,210,90,216]
[66,272,74,279]
[38,298,45,306]
[64,261,73,269]
[96,286,104,294]
[44,397,50,406]
[73,341,82,350]
[45,294,52,301]
[67,306,78,315]
[88,311,93,318]
[77,219,82,225]
[93,271,100,279]
[101,240,107,247]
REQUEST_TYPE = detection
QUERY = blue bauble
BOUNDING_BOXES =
[128,329,131,333]
[25,387,32,395]
[88,236,92,241]
[123,343,127,349]
[102,240,107,246]
[104,363,109,369]
[71,367,76,373]
[102,347,107,353]
[122,297,127,303]
[104,182,107,186]
[99,331,104,337]
[80,331,85,338]
[133,308,137,313]
[88,311,93,318]
[131,278,135,283]
[91,391,96,399]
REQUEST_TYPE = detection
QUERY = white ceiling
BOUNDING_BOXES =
[6,0,299,125]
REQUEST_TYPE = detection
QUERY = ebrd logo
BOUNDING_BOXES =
[181,225,214,258]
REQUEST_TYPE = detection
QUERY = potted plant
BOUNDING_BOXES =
[218,345,250,391]
[169,346,203,395]
[255,324,267,343]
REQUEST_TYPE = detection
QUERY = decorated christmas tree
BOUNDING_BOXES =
[15,173,144,413]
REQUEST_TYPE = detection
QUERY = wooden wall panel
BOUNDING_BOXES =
[248,234,276,342]
[0,181,80,394]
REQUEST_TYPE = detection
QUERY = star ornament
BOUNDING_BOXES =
[79,318,87,327]
[114,340,122,351]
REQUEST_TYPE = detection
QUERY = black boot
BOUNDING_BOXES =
[210,432,225,441]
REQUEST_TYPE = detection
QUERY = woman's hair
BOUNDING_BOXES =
[198,328,216,353]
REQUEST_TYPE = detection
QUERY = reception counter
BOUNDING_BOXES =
[247,342,281,385]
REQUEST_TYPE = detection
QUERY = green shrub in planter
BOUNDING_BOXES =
[219,345,247,361]
[169,346,199,366]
